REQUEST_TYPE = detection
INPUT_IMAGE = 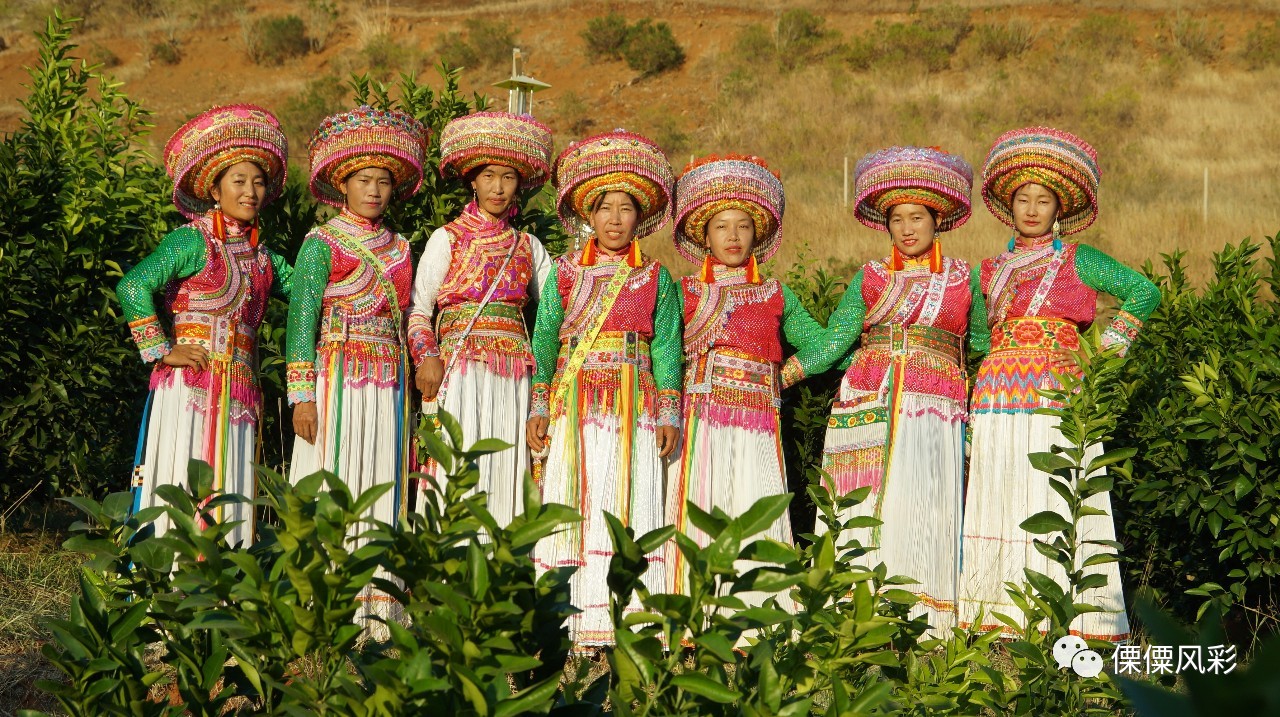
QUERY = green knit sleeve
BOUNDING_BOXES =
[1074,243,1162,355]
[115,226,206,362]
[284,236,331,404]
[787,268,866,381]
[651,265,685,427]
[268,247,294,300]
[968,265,990,356]
[528,261,564,418]
[778,282,828,388]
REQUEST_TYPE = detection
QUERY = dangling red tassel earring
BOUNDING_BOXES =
[627,238,642,268]
[700,255,716,283]
[212,209,226,241]
[249,218,261,249]
[930,238,942,273]
[889,245,905,271]
[745,255,761,284]
[580,237,598,266]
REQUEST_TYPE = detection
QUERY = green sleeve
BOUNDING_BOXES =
[268,248,294,300]
[967,265,990,356]
[284,236,332,404]
[786,268,866,383]
[115,226,206,362]
[530,261,565,404]
[778,282,828,387]
[651,265,684,427]
[1074,243,1162,355]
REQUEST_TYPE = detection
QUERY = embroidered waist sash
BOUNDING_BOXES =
[557,331,652,372]
[989,317,1080,354]
[174,311,257,365]
[861,324,963,366]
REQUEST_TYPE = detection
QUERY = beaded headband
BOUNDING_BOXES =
[981,126,1100,236]
[674,154,785,263]
[853,146,973,232]
[439,111,553,190]
[552,130,674,240]
[308,105,430,208]
[164,104,289,220]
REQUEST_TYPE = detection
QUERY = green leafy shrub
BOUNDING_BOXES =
[0,13,175,509]
[1112,238,1280,642]
[280,73,348,141]
[247,15,309,66]
[774,8,830,70]
[1240,20,1280,70]
[434,30,477,69]
[581,11,630,60]
[621,18,685,76]
[361,33,413,81]
[1158,12,1224,63]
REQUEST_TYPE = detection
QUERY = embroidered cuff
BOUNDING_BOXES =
[529,382,551,419]
[657,389,682,428]
[287,361,317,405]
[407,317,440,364]
[1100,310,1143,357]
[129,315,170,363]
[780,356,806,389]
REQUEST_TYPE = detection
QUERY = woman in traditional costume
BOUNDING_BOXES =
[664,155,826,610]
[118,104,291,546]
[525,130,682,648]
[804,146,979,637]
[957,127,1160,643]
[286,106,428,634]
[407,111,554,524]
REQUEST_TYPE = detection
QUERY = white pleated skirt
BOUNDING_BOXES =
[135,369,257,547]
[534,409,666,648]
[291,371,406,639]
[820,392,964,639]
[420,360,531,527]
[667,415,796,614]
[958,411,1130,642]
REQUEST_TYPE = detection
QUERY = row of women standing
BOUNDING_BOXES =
[117,103,1160,648]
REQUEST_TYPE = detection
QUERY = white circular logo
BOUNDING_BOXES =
[1072,649,1105,678]
[1052,635,1088,669]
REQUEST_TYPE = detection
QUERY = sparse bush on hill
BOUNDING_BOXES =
[621,18,685,75]
[967,18,1038,62]
[1158,11,1224,63]
[843,5,972,74]
[435,18,518,70]
[281,74,348,141]
[775,8,830,70]
[1240,20,1280,70]
[362,32,413,81]
[581,11,630,60]
[148,38,179,65]
[247,14,309,66]
[305,0,339,53]
[1069,13,1138,61]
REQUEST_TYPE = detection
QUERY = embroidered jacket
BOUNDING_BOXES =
[971,238,1161,413]
[528,246,683,427]
[116,213,292,423]
[285,209,413,404]
[679,264,826,430]
[406,202,552,378]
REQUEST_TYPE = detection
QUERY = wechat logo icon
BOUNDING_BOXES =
[1053,635,1104,678]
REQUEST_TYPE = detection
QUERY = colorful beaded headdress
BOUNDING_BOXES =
[674,154,785,263]
[981,126,1100,236]
[164,104,289,220]
[853,146,973,232]
[308,105,430,208]
[552,130,674,240]
[439,111,553,190]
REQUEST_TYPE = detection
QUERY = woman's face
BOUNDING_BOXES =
[705,208,756,268]
[210,161,267,223]
[887,202,937,258]
[471,164,520,218]
[341,167,394,220]
[589,191,640,254]
[1010,182,1060,238]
